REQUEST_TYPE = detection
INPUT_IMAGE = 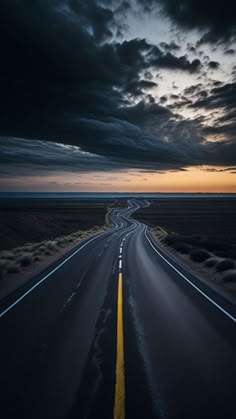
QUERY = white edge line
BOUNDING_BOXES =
[0,203,139,319]
[145,228,236,324]
[0,230,110,319]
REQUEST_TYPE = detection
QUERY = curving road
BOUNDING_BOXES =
[0,199,235,419]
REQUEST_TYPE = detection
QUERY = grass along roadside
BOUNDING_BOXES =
[0,224,111,299]
[150,226,236,302]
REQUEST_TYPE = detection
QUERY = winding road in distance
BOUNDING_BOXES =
[0,199,236,419]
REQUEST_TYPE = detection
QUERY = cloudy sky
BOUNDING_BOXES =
[1,0,236,192]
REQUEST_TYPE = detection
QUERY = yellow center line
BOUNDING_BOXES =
[114,272,125,419]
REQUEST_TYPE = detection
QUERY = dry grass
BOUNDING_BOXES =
[38,245,46,253]
[204,257,221,268]
[0,259,9,280]
[151,220,236,287]
[0,251,15,260]
[173,241,192,254]
[7,262,20,274]
[17,253,33,267]
[221,270,236,282]
[0,224,110,280]
[164,234,179,246]
[163,232,236,277]
[45,241,58,250]
[33,255,42,262]
[57,238,66,246]
[44,250,52,256]
[190,248,211,263]
[216,259,235,272]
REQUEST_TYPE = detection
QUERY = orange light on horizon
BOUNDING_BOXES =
[0,166,235,193]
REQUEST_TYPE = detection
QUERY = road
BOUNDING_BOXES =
[0,199,235,419]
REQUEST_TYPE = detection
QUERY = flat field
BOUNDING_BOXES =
[134,198,236,244]
[0,198,115,251]
[134,198,236,292]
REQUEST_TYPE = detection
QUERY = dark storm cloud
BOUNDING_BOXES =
[224,48,235,55]
[137,0,236,43]
[208,61,220,70]
[184,84,203,96]
[123,79,158,96]
[159,41,180,52]
[204,166,236,172]
[188,80,236,142]
[213,81,223,87]
[144,71,153,80]
[160,96,168,103]
[147,47,202,73]
[0,0,236,177]
[69,0,113,41]
[0,134,190,176]
[169,98,193,109]
[0,138,128,176]
[186,43,197,54]
[0,2,201,142]
[0,2,201,129]
[191,82,236,112]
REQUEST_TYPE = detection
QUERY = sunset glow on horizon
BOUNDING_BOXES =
[1,166,235,193]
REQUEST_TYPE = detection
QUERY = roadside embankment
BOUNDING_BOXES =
[151,226,236,303]
[0,224,111,299]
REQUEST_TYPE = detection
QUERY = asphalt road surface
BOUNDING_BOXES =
[0,199,235,419]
